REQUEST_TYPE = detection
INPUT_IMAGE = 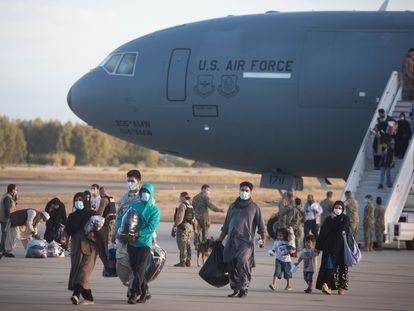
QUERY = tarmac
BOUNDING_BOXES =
[1,223,414,311]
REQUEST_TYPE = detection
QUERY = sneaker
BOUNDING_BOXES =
[268,284,275,291]
[304,288,312,294]
[174,262,186,267]
[322,283,332,295]
[80,300,94,305]
[70,295,80,305]
[3,252,15,258]
[128,292,138,304]
[185,259,191,267]
[227,290,239,297]
[285,287,292,291]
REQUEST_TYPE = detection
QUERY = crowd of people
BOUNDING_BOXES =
[0,169,388,304]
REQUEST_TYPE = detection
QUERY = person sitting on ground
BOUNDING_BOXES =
[44,197,67,243]
[269,227,296,291]
[3,208,49,257]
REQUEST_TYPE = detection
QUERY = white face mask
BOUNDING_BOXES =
[141,192,150,202]
[333,208,342,216]
[128,181,137,191]
[74,201,84,210]
[239,190,250,200]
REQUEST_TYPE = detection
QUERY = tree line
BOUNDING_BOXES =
[0,116,191,167]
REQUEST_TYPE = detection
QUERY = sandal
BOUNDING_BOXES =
[322,283,331,295]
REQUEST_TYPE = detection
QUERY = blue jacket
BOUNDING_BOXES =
[127,183,160,248]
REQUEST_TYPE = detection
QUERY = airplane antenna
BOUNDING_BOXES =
[379,0,389,11]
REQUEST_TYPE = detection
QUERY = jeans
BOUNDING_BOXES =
[127,245,150,296]
[379,167,392,187]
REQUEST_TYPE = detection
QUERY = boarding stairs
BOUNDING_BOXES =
[341,71,414,243]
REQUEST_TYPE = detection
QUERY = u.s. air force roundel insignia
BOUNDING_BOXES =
[194,74,215,98]
[218,74,239,98]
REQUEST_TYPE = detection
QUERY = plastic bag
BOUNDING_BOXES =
[343,232,362,267]
[199,242,229,288]
[25,239,47,258]
[103,243,117,277]
[145,245,167,283]
[119,208,139,243]
[84,215,105,235]
[47,241,65,258]
[290,264,297,274]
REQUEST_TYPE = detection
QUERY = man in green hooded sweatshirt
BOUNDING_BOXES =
[127,183,160,305]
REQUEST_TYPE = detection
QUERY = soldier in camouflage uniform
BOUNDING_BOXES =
[278,191,295,229]
[402,48,414,101]
[374,196,386,250]
[290,197,305,252]
[344,191,359,241]
[192,185,224,244]
[172,192,194,267]
[320,191,334,225]
[363,195,375,251]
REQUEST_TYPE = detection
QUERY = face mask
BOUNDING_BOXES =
[239,191,250,200]
[333,208,342,216]
[141,192,150,202]
[74,201,84,210]
[128,181,137,191]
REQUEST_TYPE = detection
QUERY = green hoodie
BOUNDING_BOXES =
[128,183,160,248]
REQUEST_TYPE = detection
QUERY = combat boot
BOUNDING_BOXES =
[174,261,186,267]
[185,259,191,267]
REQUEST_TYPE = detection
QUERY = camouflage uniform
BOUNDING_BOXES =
[320,198,334,225]
[176,223,193,263]
[344,198,359,240]
[278,198,294,229]
[290,204,305,251]
[402,55,414,101]
[363,202,375,251]
[192,192,221,243]
[374,204,385,249]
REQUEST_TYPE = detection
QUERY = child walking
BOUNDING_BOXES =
[294,235,318,293]
[269,228,296,291]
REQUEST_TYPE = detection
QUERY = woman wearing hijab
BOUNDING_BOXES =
[395,112,412,158]
[315,200,351,295]
[44,198,67,243]
[62,192,107,305]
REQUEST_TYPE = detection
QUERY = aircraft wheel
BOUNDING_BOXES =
[267,215,279,240]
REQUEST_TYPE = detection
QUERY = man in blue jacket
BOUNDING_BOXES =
[127,183,160,304]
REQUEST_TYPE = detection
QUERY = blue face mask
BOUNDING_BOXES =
[141,192,150,202]
[239,190,250,200]
[128,181,137,191]
[74,201,84,210]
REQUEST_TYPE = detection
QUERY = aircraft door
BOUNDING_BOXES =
[167,48,191,101]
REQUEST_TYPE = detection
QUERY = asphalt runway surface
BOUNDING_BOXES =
[1,223,414,311]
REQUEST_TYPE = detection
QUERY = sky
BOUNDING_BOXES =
[0,0,413,123]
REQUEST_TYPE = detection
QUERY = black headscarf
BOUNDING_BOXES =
[65,192,93,236]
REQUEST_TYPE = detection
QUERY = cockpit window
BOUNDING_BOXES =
[116,53,137,75]
[103,54,122,73]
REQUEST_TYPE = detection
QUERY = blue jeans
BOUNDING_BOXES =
[379,167,392,187]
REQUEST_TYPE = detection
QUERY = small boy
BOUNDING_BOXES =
[294,235,318,293]
[269,228,296,291]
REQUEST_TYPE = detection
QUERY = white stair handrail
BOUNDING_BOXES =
[341,71,400,200]
[385,136,414,238]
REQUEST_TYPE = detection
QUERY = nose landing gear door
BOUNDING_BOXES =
[167,49,191,101]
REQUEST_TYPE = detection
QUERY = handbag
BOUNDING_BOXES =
[343,231,362,267]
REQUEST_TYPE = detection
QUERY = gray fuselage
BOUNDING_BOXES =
[68,11,414,178]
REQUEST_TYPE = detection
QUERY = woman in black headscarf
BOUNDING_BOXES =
[315,200,351,295]
[62,192,106,305]
[44,198,67,243]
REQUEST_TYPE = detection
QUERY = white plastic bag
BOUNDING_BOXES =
[47,241,65,258]
[26,239,47,258]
